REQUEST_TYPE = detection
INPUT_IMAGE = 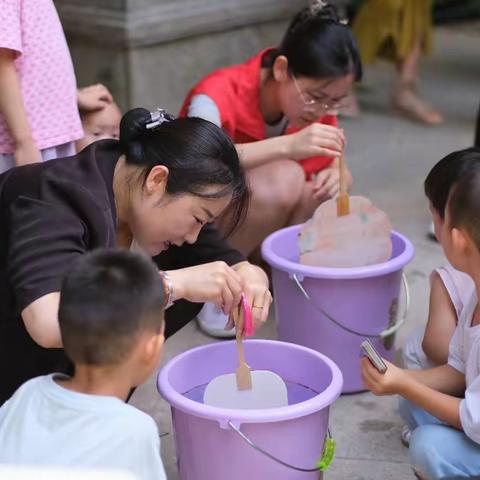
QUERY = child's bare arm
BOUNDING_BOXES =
[422,272,458,365]
[401,373,462,429]
[362,358,463,429]
[0,48,41,166]
[406,363,466,396]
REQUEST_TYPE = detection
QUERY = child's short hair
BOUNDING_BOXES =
[59,249,165,365]
[448,151,480,251]
[424,147,480,219]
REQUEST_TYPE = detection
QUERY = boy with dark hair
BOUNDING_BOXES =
[363,150,480,479]
[0,249,167,480]
[403,148,479,374]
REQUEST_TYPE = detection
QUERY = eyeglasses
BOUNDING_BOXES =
[292,74,347,111]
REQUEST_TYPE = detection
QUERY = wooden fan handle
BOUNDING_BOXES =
[337,156,350,216]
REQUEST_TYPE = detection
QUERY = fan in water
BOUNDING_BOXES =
[203,294,288,410]
[299,158,393,268]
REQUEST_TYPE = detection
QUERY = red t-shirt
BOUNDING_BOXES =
[179,49,338,179]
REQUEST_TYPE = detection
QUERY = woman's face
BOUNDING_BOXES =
[281,74,353,127]
[128,167,232,256]
[272,56,353,127]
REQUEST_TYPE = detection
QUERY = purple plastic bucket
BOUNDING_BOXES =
[158,339,342,479]
[262,225,414,393]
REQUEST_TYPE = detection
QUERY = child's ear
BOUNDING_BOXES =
[142,332,165,366]
[452,227,469,253]
[272,55,290,83]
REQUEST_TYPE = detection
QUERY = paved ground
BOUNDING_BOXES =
[131,24,480,479]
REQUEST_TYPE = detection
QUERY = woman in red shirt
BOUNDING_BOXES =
[180,2,362,257]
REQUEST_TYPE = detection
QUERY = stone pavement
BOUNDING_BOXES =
[131,24,480,479]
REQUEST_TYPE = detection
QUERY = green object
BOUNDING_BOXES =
[316,436,336,472]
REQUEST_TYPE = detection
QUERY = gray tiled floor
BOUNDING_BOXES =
[131,24,480,479]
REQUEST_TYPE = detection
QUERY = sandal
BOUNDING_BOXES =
[401,424,412,447]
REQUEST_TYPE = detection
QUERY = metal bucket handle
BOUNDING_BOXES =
[228,420,333,473]
[291,273,410,339]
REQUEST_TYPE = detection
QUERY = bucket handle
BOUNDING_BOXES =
[227,421,334,473]
[291,273,410,339]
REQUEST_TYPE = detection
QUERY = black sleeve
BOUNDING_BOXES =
[6,196,87,312]
[153,224,245,270]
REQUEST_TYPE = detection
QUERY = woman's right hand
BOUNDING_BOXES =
[286,123,345,161]
[167,261,243,315]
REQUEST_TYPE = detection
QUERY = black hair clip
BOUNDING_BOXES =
[145,108,175,130]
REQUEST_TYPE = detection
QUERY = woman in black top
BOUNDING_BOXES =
[0,108,271,404]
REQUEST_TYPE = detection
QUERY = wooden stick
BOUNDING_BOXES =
[234,306,252,390]
[336,156,350,216]
[236,332,252,390]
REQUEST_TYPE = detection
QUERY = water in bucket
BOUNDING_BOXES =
[185,380,319,405]
[203,295,289,410]
[157,340,343,480]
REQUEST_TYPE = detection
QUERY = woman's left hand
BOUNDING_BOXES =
[313,159,353,202]
[312,167,340,202]
[225,262,272,331]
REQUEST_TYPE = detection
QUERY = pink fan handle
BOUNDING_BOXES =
[241,293,255,337]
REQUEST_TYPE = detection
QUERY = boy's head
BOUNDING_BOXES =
[441,148,480,273]
[59,249,164,383]
[76,102,122,152]
[424,147,480,241]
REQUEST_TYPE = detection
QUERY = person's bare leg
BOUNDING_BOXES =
[392,35,443,125]
[398,35,422,86]
[227,160,305,256]
[289,180,319,225]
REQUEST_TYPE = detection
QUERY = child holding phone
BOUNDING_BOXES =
[402,149,478,372]
[362,148,480,480]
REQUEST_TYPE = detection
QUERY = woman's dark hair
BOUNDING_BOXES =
[424,147,480,219]
[119,108,249,234]
[265,1,362,81]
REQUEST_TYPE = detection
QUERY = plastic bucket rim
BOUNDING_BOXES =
[157,339,343,425]
[261,226,415,280]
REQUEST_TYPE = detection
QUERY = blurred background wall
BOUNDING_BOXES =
[57,0,479,116]
[56,0,307,114]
